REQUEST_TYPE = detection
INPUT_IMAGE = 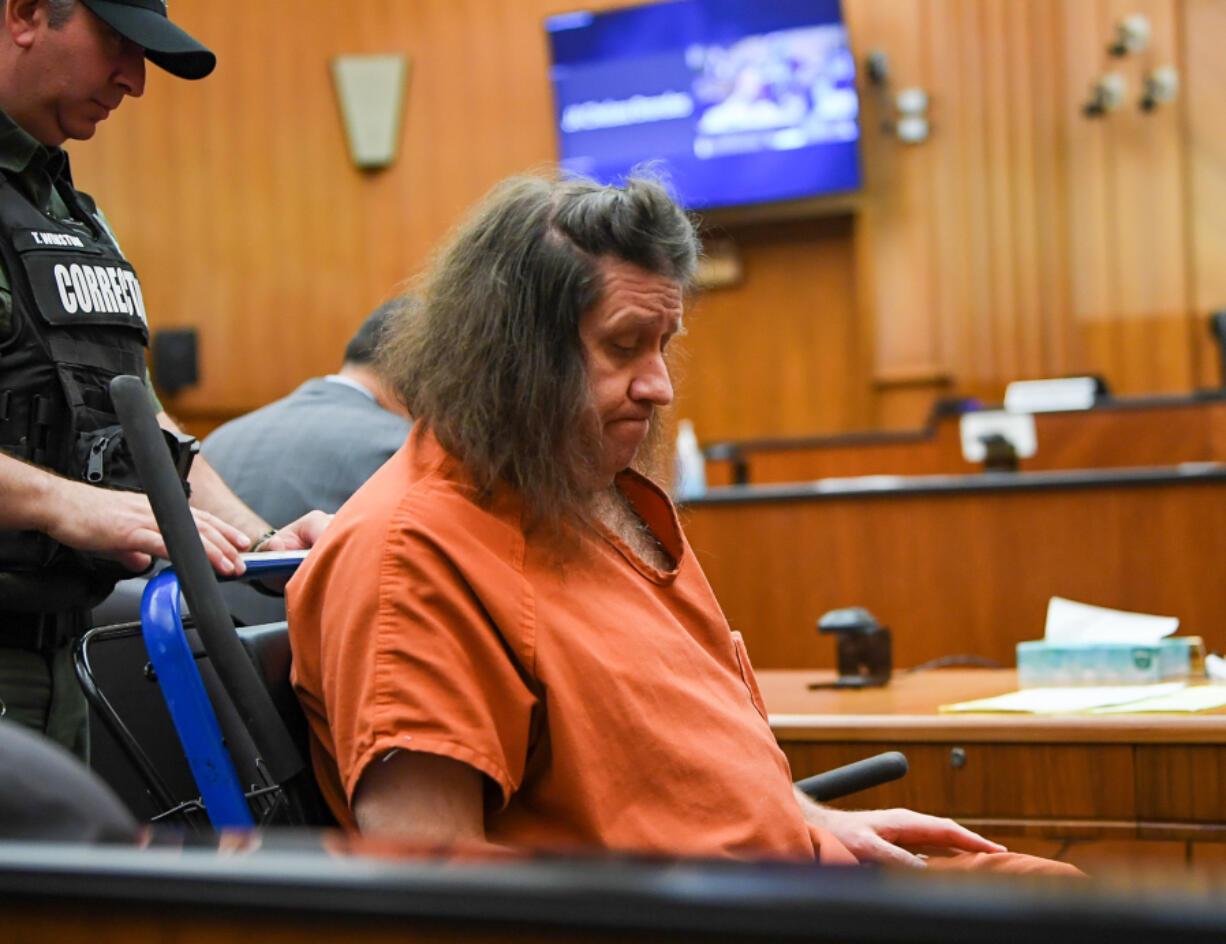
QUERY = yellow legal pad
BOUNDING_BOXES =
[1088,685,1226,714]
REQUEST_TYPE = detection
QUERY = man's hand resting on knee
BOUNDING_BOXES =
[794,788,1006,868]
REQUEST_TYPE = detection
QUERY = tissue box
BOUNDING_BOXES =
[1016,637,1197,687]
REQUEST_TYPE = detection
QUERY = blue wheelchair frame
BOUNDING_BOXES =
[140,552,306,829]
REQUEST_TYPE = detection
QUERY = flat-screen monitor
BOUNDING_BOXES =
[545,0,862,212]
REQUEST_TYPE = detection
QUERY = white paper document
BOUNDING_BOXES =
[1089,686,1226,714]
[1043,596,1179,645]
[1004,377,1098,413]
[941,682,1186,714]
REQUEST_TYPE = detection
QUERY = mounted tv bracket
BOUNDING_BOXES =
[810,607,893,689]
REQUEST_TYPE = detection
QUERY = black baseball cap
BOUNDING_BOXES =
[77,0,216,80]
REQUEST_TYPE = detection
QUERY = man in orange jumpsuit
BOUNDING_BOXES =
[288,175,1076,874]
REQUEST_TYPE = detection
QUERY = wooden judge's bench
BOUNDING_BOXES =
[683,393,1226,671]
[683,462,1226,670]
[702,393,1226,486]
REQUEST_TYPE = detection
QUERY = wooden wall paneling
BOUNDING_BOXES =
[676,217,865,442]
[922,0,973,392]
[360,3,415,309]
[67,0,596,435]
[1103,0,1191,395]
[850,204,882,434]
[844,0,944,429]
[69,2,394,423]
[57,0,1225,443]
[1002,0,1046,383]
[1030,0,1078,380]
[1183,0,1226,392]
[1061,0,1120,386]
[946,0,997,399]
[1061,0,1193,396]
[919,0,996,398]
[979,0,1024,385]
[685,480,1226,669]
[276,15,349,397]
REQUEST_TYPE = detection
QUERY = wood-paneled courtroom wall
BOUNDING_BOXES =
[65,1,1226,441]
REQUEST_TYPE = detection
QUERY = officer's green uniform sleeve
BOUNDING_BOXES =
[143,369,163,414]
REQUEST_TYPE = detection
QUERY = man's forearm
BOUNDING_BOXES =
[186,453,269,542]
[793,786,829,825]
[157,412,269,543]
[0,451,60,531]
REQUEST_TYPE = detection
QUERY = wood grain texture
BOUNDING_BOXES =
[761,669,1226,744]
[704,398,1226,485]
[762,668,1226,845]
[786,741,1136,820]
[56,1,1226,442]
[675,216,870,440]
[851,0,1206,425]
[685,477,1226,669]
[1184,0,1226,390]
[1136,745,1226,823]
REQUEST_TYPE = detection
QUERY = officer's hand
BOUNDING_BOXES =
[41,478,250,575]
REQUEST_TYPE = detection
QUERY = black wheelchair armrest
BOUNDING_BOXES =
[794,751,908,803]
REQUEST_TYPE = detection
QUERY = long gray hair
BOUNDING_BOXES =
[380,174,699,527]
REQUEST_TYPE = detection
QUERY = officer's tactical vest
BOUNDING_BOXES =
[0,175,184,610]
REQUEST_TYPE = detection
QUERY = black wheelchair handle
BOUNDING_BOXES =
[109,374,305,785]
[795,751,909,803]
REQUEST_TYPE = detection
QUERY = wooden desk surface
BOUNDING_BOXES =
[755,669,1226,846]
[758,668,1226,744]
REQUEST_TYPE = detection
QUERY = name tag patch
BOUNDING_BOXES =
[13,229,99,253]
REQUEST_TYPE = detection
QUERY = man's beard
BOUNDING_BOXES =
[630,410,669,486]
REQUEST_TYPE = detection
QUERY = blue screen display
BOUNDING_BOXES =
[546,0,861,211]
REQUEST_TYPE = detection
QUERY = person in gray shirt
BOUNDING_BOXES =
[202,300,411,623]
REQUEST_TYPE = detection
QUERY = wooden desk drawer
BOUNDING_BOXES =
[782,742,1136,820]
[1137,745,1226,823]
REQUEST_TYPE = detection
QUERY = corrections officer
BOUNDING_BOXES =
[0,0,328,757]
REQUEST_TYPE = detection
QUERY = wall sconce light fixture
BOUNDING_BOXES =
[331,53,411,171]
[1083,72,1127,117]
[863,49,930,144]
[1108,13,1151,57]
[1139,65,1179,111]
[894,87,929,143]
